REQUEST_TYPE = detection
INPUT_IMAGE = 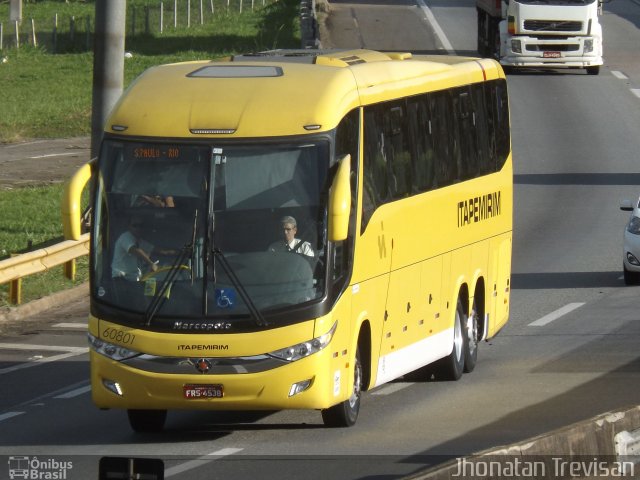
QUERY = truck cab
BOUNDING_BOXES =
[477,0,606,74]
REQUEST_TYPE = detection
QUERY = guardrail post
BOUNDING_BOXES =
[64,259,77,281]
[9,278,21,304]
[9,254,22,304]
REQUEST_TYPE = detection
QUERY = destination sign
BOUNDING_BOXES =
[132,146,181,160]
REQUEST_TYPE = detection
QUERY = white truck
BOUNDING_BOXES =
[476,0,608,75]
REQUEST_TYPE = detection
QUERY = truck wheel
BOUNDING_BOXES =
[321,348,362,427]
[586,66,600,75]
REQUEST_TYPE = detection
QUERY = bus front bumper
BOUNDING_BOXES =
[90,350,347,411]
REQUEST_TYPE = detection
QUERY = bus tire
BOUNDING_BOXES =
[127,409,167,433]
[463,300,479,373]
[436,299,465,381]
[321,347,362,428]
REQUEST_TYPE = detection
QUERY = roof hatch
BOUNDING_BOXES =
[187,65,284,78]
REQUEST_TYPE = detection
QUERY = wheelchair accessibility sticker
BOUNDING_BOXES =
[215,288,236,309]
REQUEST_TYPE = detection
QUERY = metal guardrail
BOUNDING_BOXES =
[0,233,90,305]
[0,159,93,306]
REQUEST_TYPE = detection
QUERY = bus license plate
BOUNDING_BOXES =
[543,51,561,58]
[184,384,224,399]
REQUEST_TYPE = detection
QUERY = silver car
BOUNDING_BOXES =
[620,197,640,285]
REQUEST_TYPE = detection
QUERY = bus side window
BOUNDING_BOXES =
[333,109,359,282]
[430,91,454,187]
[386,104,411,200]
[456,88,479,181]
[473,83,493,176]
[408,97,436,193]
[494,80,511,170]
[362,108,386,232]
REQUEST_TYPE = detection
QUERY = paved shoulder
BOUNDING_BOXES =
[0,137,90,190]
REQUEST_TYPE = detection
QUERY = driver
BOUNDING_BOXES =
[268,216,314,257]
[111,217,176,281]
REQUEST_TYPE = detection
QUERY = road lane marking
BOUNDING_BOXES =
[165,448,243,478]
[610,71,640,101]
[417,0,455,55]
[53,323,87,329]
[0,344,88,375]
[371,382,412,396]
[27,152,80,159]
[0,411,24,423]
[0,343,86,352]
[54,385,91,399]
[528,303,585,327]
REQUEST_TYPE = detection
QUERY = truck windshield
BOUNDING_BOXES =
[92,139,329,325]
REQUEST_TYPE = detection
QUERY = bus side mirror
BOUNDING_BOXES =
[329,154,351,242]
[62,160,94,240]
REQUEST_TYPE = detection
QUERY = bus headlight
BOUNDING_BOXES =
[268,322,337,362]
[88,333,141,361]
[627,217,640,235]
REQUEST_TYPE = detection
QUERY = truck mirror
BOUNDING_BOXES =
[329,154,351,242]
[620,199,634,212]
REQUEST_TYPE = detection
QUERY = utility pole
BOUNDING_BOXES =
[91,0,126,160]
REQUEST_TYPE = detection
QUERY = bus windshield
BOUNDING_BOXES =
[92,139,329,325]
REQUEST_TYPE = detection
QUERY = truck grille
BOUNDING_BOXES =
[525,44,580,52]
[524,20,582,32]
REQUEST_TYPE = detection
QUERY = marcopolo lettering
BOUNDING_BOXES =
[173,321,231,331]
[458,191,501,227]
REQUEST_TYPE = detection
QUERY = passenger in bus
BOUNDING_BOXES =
[132,194,175,208]
[268,216,314,257]
[111,217,175,281]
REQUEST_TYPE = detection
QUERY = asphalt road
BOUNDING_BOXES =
[0,137,90,190]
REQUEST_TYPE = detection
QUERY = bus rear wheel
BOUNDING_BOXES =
[435,299,465,381]
[321,348,362,427]
[127,409,167,433]
[463,300,479,373]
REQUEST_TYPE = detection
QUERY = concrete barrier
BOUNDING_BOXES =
[407,405,640,479]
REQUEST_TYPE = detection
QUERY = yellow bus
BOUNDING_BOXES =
[64,49,512,431]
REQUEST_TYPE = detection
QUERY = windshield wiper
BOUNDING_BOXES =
[144,210,198,327]
[213,247,268,327]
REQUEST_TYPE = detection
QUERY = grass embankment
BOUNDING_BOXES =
[0,0,301,308]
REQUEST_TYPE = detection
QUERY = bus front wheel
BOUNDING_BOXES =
[321,348,362,427]
[127,409,167,433]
